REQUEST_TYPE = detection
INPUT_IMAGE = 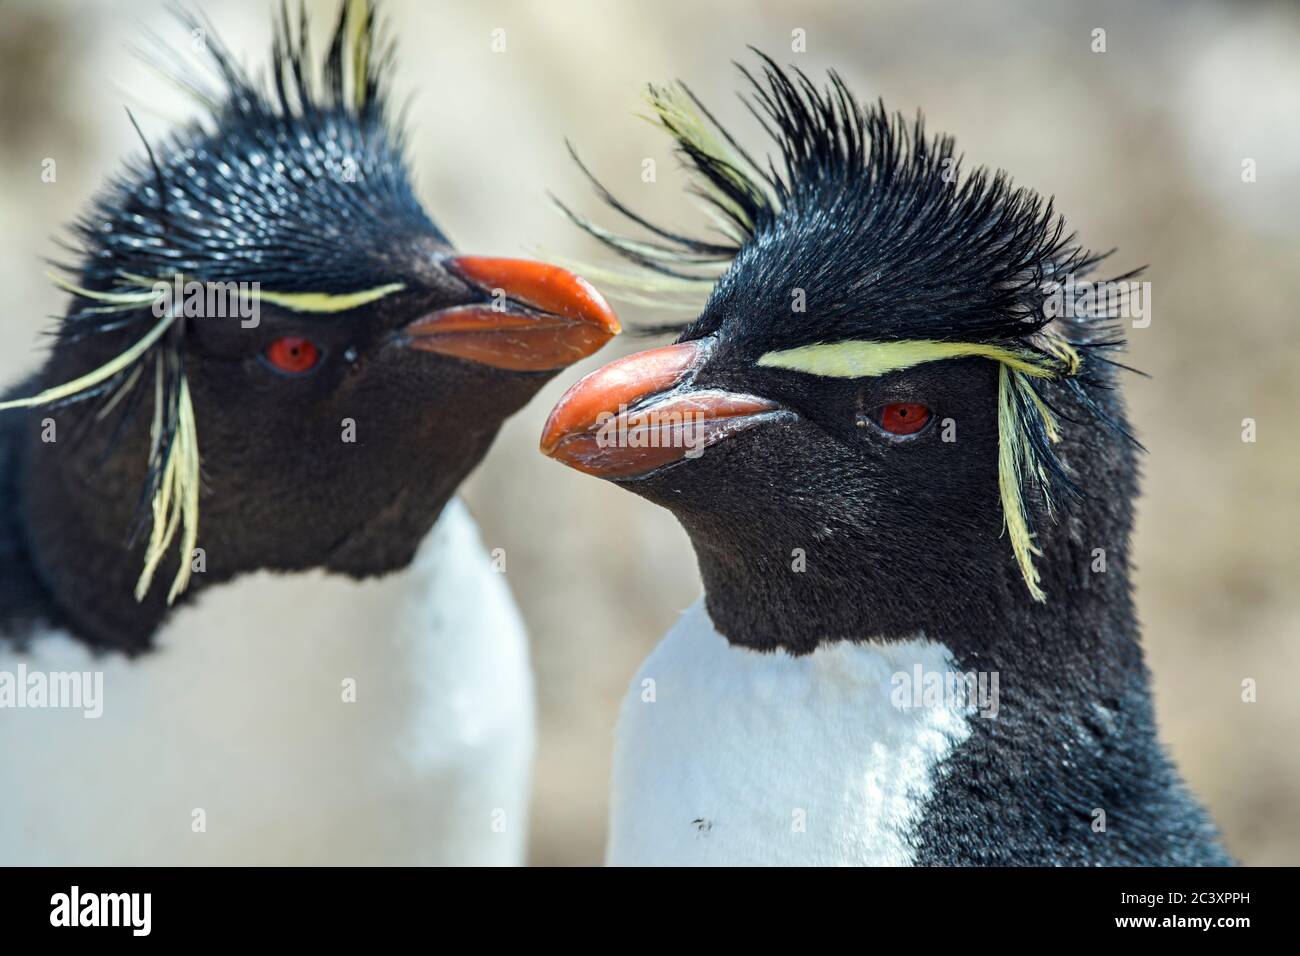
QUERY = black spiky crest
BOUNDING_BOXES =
[71,0,437,298]
[3,0,433,604]
[560,51,1144,600]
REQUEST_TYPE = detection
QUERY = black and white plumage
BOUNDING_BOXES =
[0,0,617,865]
[51,1,439,606]
[542,55,1231,866]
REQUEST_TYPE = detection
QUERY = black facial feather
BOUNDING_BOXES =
[17,0,441,604]
[562,51,1145,600]
[557,53,1228,868]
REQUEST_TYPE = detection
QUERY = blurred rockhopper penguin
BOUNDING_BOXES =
[543,54,1230,866]
[0,0,618,865]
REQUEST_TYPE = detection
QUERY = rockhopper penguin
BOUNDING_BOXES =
[0,0,618,864]
[541,55,1231,866]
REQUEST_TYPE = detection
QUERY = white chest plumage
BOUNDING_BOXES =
[0,499,534,865]
[607,600,972,866]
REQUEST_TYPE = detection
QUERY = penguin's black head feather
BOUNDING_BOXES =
[2,0,619,651]
[547,53,1143,651]
[68,0,442,297]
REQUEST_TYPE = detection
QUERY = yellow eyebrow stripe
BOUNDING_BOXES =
[757,339,1066,379]
[756,335,1086,604]
[253,283,406,313]
[112,273,406,314]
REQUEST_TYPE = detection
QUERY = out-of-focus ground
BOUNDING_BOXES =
[1,0,1295,865]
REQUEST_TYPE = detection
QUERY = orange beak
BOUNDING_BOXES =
[404,257,620,371]
[539,339,784,479]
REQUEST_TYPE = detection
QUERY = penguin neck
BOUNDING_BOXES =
[0,348,490,654]
[0,409,62,643]
[1,401,208,653]
[684,505,1146,705]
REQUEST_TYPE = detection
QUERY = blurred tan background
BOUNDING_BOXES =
[1,0,1296,865]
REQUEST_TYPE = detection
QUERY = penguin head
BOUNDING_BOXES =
[542,55,1138,651]
[9,0,618,614]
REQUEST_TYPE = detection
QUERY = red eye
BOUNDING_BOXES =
[266,336,320,374]
[879,402,931,436]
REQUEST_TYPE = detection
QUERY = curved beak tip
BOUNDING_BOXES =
[539,340,703,459]
[404,256,620,372]
[539,340,782,480]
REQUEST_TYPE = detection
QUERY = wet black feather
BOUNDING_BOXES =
[70,0,437,311]
[568,51,1138,354]
[48,0,431,562]
[565,51,1144,534]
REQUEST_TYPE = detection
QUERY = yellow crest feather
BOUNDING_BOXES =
[758,335,1080,601]
[3,279,203,604]
[643,84,771,233]
[998,365,1047,601]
